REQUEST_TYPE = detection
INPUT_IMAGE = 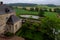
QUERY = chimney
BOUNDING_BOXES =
[0,2,3,5]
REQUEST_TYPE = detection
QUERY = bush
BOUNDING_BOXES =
[35,7,39,12]
[4,32,14,37]
[38,9,45,17]
[30,8,34,11]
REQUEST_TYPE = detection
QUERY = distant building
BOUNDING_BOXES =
[0,2,22,34]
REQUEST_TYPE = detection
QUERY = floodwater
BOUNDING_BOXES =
[20,15,39,19]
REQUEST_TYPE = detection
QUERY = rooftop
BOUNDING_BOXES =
[0,2,14,15]
[6,15,20,24]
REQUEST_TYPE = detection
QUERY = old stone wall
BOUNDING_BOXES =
[13,19,22,33]
[0,12,15,34]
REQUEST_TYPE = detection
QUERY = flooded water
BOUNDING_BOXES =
[20,15,39,19]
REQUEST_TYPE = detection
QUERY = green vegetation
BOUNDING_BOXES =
[14,6,60,40]
[15,8,57,14]
[14,8,58,18]
[14,8,38,16]
[16,20,43,40]
[4,32,14,37]
[44,12,57,19]
[37,5,60,9]
[38,9,45,17]
[15,17,60,40]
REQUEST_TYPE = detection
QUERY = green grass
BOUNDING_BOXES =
[14,8,58,17]
[45,12,58,19]
[14,8,38,16]
[37,5,60,9]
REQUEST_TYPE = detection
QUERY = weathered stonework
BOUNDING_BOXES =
[0,3,22,34]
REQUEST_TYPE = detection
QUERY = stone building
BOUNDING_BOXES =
[0,2,22,34]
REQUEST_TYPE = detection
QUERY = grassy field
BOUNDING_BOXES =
[14,8,58,19]
[45,12,58,19]
[37,5,60,9]
[14,8,38,16]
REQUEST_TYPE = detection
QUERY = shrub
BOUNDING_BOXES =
[4,32,14,37]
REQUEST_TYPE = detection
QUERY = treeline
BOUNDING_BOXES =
[7,3,37,7]
[22,7,60,13]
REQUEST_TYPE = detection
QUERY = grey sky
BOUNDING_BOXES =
[0,0,60,5]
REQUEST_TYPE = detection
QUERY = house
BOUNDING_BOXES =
[0,2,22,34]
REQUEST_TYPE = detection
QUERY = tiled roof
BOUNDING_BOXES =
[0,4,14,15]
[6,15,20,24]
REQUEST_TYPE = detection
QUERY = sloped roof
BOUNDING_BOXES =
[6,15,20,24]
[0,4,14,15]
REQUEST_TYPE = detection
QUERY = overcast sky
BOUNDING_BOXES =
[0,0,60,5]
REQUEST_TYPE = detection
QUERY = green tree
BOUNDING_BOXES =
[30,8,34,11]
[35,7,39,12]
[23,7,26,10]
[54,8,60,13]
[40,17,60,40]
[49,9,52,12]
[38,9,45,17]
[30,22,40,31]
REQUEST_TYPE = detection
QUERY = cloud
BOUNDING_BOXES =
[0,0,60,5]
